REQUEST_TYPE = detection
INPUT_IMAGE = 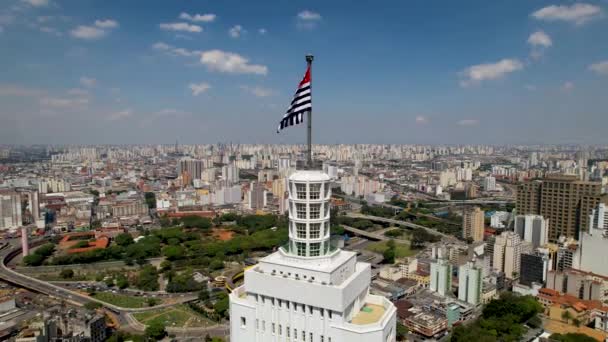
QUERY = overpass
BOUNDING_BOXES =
[341,225,388,241]
[346,213,451,239]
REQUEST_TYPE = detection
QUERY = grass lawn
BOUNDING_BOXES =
[134,304,216,328]
[366,240,416,258]
[91,292,151,308]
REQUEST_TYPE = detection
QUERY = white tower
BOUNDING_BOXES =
[230,169,396,342]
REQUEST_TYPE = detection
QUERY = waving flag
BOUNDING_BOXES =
[277,65,311,133]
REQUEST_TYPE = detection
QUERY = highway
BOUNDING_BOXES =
[345,213,452,239]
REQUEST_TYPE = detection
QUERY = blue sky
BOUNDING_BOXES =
[1,0,607,145]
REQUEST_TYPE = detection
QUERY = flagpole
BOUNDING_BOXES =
[306,54,314,169]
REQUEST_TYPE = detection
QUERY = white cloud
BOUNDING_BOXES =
[200,50,268,75]
[561,81,574,91]
[297,10,322,29]
[528,31,552,47]
[189,82,211,96]
[40,97,89,108]
[152,42,200,57]
[95,19,118,29]
[528,31,552,59]
[20,0,49,7]
[531,3,602,25]
[240,85,274,97]
[80,77,96,87]
[159,22,202,33]
[108,109,132,121]
[589,60,608,75]
[157,108,180,116]
[0,84,43,97]
[229,25,244,38]
[70,25,106,40]
[459,59,523,87]
[457,119,480,126]
[40,26,61,36]
[298,10,322,21]
[67,88,89,96]
[179,12,216,23]
[258,28,267,35]
[415,116,429,124]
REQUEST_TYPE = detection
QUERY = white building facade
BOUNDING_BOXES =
[230,170,397,342]
[458,262,482,306]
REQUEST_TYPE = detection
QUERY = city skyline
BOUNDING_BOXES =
[1,0,608,145]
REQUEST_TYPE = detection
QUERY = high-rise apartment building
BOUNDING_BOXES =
[519,252,549,286]
[514,215,549,248]
[430,258,452,297]
[222,163,240,185]
[230,170,397,342]
[0,192,22,230]
[493,231,522,280]
[177,158,206,182]
[516,176,603,241]
[483,176,496,191]
[462,207,484,242]
[458,262,482,305]
[248,181,267,210]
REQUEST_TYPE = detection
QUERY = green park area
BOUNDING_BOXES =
[366,240,415,259]
[91,292,154,308]
[133,304,216,329]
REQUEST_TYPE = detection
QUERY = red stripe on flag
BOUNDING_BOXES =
[299,66,311,86]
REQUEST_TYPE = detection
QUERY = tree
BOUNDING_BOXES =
[214,295,229,318]
[144,321,165,340]
[561,310,573,324]
[181,216,212,230]
[135,265,159,291]
[383,247,396,264]
[23,253,44,266]
[549,333,597,342]
[384,229,403,238]
[198,285,210,302]
[572,318,581,327]
[162,245,186,261]
[396,322,408,341]
[144,192,156,209]
[147,298,159,307]
[60,269,74,279]
[116,275,129,289]
[84,302,102,310]
[115,233,134,246]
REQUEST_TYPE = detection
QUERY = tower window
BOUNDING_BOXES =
[296,242,306,256]
[240,317,246,328]
[296,203,307,219]
[296,183,307,199]
[309,203,321,219]
[309,183,321,199]
[309,223,321,239]
[310,243,321,256]
[296,223,307,238]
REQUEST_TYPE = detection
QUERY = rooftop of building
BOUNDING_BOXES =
[350,304,386,325]
[289,170,330,182]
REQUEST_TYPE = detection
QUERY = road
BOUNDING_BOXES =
[346,213,452,239]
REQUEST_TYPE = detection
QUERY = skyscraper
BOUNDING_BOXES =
[0,192,22,230]
[516,176,603,241]
[462,207,484,242]
[493,231,522,280]
[514,214,549,248]
[430,258,452,297]
[230,170,397,342]
[458,262,482,305]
